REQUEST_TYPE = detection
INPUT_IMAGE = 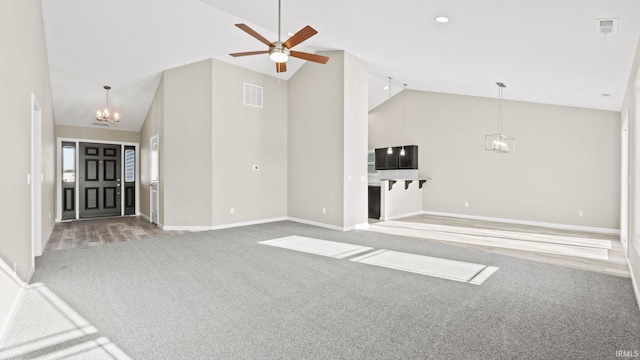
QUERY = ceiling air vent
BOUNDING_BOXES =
[595,18,618,35]
[243,83,263,108]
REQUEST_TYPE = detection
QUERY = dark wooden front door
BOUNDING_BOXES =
[79,142,121,218]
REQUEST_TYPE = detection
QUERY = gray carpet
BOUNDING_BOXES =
[29,221,640,359]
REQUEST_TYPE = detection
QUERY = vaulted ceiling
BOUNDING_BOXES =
[41,0,640,132]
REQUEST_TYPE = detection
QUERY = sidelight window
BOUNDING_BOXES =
[62,145,75,182]
[125,149,135,182]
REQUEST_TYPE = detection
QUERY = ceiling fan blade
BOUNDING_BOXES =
[290,51,330,64]
[235,24,273,47]
[229,50,269,57]
[276,62,287,73]
[283,25,318,49]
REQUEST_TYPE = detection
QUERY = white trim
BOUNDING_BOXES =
[380,210,424,222]
[287,217,349,232]
[56,137,140,222]
[0,259,26,345]
[421,211,620,235]
[140,213,151,223]
[159,217,289,231]
[355,223,370,230]
[629,245,640,311]
[31,94,43,261]
[160,225,211,231]
[210,217,288,230]
[40,222,55,258]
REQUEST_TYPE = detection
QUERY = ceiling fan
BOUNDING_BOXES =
[229,0,329,73]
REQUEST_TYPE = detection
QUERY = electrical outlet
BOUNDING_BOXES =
[322,208,326,214]
[360,175,366,182]
[578,210,583,217]
[27,173,31,185]
[347,175,352,182]
[230,208,235,214]
[464,202,469,208]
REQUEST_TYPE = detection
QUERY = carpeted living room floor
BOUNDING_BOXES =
[8,220,640,359]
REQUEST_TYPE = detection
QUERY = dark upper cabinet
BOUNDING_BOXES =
[375,145,418,170]
[398,145,418,169]
[375,148,398,170]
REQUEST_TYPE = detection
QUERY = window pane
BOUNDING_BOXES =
[125,149,135,182]
[62,146,75,183]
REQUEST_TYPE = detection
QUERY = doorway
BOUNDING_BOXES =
[57,139,138,221]
[79,142,121,218]
[31,94,42,260]
[150,134,159,225]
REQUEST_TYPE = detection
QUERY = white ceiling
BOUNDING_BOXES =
[41,0,640,132]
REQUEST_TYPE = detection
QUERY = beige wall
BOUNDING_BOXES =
[288,51,369,229]
[0,0,55,282]
[288,51,346,227]
[56,124,139,144]
[342,52,369,228]
[139,59,289,228]
[210,59,288,226]
[621,38,640,309]
[370,89,620,230]
[140,76,165,222]
[163,59,213,227]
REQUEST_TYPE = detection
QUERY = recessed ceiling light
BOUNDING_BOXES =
[434,16,449,23]
[384,85,389,90]
[287,32,295,36]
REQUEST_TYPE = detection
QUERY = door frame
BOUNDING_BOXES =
[622,111,630,257]
[56,137,139,221]
[150,134,160,225]
[31,94,43,262]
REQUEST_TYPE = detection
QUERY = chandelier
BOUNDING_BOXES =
[96,85,120,122]
[485,82,514,153]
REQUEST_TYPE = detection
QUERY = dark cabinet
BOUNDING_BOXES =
[398,145,418,169]
[375,148,397,170]
[368,186,381,219]
[375,145,418,170]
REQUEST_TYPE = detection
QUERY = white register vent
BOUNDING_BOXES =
[243,83,263,108]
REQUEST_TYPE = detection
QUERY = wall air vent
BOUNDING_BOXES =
[595,18,618,35]
[92,122,109,126]
[243,83,263,108]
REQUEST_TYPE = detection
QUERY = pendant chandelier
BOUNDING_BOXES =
[485,82,514,153]
[400,83,408,157]
[96,85,120,122]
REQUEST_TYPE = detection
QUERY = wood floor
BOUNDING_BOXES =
[45,216,189,252]
[370,214,629,277]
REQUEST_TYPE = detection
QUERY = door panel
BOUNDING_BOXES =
[79,142,121,218]
[124,146,136,215]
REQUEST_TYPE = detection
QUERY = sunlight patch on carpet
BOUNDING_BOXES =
[259,236,373,259]
[351,249,499,284]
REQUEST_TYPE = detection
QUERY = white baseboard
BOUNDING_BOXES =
[0,259,26,346]
[139,213,151,223]
[421,211,620,236]
[381,211,424,222]
[210,217,288,231]
[39,221,55,258]
[355,223,370,230]
[629,244,640,311]
[287,217,349,232]
[160,217,289,232]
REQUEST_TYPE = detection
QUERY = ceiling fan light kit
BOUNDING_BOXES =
[229,0,329,73]
[485,82,514,153]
